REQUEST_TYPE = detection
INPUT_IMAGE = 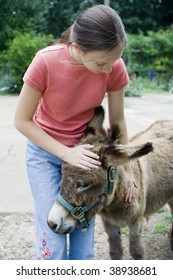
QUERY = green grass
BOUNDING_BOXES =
[121,226,129,235]
[165,215,173,222]
[157,207,166,213]
[154,223,167,234]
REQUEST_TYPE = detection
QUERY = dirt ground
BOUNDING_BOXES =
[0,206,173,260]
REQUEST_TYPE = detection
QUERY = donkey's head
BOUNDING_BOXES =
[48,106,153,234]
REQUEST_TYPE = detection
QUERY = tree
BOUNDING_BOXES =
[156,0,173,28]
[0,0,49,51]
[111,0,173,34]
[44,0,103,38]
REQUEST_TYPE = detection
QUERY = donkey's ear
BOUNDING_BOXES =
[99,142,153,167]
[84,106,105,136]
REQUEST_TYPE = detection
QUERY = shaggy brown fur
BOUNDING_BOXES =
[50,106,173,259]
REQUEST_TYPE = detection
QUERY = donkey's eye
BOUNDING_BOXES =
[76,182,88,189]
[76,181,92,193]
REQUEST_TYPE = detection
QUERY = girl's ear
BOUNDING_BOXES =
[71,42,83,55]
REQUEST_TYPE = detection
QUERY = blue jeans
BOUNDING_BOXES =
[26,140,95,260]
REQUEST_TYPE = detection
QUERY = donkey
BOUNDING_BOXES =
[48,106,173,259]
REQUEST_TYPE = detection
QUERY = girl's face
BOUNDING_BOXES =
[78,46,124,74]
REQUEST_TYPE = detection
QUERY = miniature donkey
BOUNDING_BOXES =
[48,106,173,259]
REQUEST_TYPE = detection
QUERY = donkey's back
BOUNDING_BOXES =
[132,120,173,216]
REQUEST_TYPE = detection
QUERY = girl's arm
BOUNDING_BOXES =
[107,89,136,202]
[14,83,100,170]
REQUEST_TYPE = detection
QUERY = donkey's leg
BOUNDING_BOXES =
[168,199,173,250]
[129,217,144,260]
[101,216,123,259]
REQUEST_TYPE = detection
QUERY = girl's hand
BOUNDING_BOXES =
[64,144,101,170]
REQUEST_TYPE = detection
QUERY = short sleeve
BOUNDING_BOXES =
[107,58,129,92]
[23,52,48,93]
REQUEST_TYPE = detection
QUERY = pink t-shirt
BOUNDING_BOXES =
[23,44,129,146]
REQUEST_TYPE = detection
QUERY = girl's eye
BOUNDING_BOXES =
[96,62,106,66]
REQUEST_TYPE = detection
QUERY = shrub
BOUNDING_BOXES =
[124,26,173,82]
[1,31,53,93]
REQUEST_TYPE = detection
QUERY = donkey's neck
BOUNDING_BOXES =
[113,166,127,203]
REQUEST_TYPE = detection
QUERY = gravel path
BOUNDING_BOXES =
[0,206,173,260]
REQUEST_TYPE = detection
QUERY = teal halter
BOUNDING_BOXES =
[56,166,116,232]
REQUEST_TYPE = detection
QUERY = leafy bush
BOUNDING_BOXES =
[124,26,173,81]
[125,76,169,97]
[1,32,53,93]
[1,26,173,95]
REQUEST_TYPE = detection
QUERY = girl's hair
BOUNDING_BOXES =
[59,4,127,53]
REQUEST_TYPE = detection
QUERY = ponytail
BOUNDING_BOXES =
[58,27,71,44]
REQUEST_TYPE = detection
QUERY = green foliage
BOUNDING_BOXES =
[1,1,173,93]
[1,0,173,53]
[120,226,129,235]
[1,32,53,92]
[154,223,167,234]
[0,0,46,51]
[165,215,173,222]
[111,0,173,34]
[125,76,170,97]
[124,26,173,81]
[125,78,143,97]
[149,28,173,77]
[157,207,166,213]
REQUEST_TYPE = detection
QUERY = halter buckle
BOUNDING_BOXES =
[71,207,84,220]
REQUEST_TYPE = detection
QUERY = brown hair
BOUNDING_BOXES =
[59,5,127,53]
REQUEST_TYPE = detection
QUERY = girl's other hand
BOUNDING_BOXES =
[123,167,137,203]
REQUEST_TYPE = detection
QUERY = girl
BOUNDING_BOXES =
[14,4,135,260]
